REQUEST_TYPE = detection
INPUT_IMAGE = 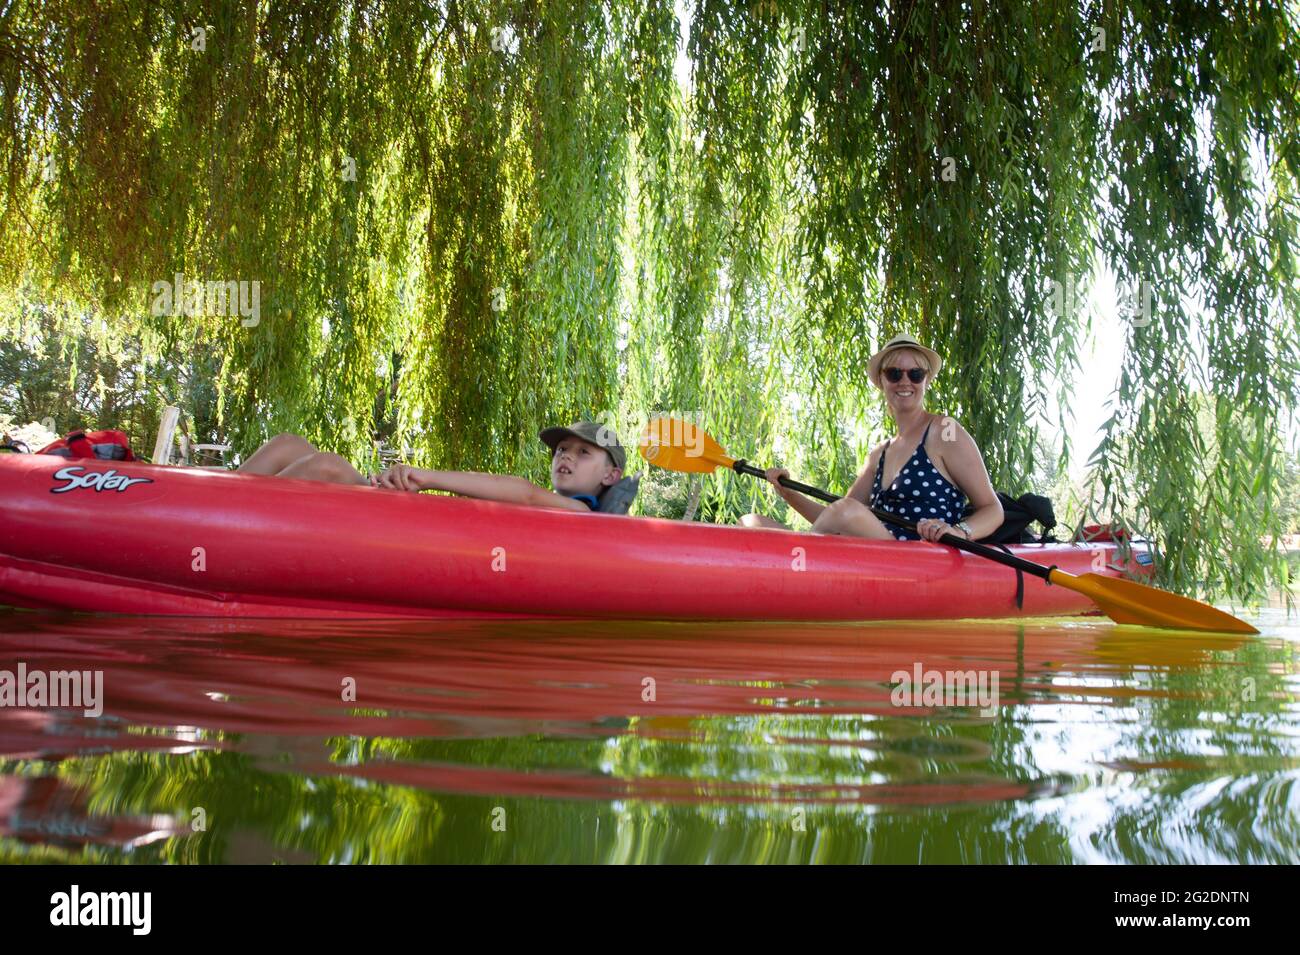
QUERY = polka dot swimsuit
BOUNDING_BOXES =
[869,421,968,541]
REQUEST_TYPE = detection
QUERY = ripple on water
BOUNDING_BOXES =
[0,609,1296,863]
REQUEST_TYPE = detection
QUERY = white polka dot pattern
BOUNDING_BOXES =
[868,422,967,541]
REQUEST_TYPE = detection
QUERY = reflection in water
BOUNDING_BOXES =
[0,609,1295,863]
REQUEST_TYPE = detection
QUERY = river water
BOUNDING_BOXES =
[0,602,1296,863]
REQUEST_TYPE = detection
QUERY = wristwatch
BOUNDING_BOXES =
[955,521,973,539]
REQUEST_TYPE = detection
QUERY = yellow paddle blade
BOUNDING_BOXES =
[1049,570,1259,634]
[639,417,736,474]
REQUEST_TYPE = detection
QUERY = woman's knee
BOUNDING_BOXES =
[816,498,858,522]
[812,498,864,533]
[739,513,787,529]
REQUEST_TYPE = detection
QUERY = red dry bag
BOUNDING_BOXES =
[37,429,136,462]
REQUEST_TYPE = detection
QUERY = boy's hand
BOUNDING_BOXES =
[372,464,423,492]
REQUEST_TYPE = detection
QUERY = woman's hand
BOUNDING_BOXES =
[916,518,965,542]
[371,464,423,492]
[764,467,791,497]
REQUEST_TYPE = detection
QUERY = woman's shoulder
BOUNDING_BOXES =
[925,413,973,441]
[864,437,891,464]
[851,439,888,480]
[924,414,986,463]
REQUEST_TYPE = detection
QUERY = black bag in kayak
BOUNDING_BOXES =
[596,475,639,515]
[964,491,1057,544]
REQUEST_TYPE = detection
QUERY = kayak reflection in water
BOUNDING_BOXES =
[237,421,628,513]
[739,334,1003,542]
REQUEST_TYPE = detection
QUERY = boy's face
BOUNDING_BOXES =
[550,436,621,496]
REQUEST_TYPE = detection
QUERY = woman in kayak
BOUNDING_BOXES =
[741,334,1003,542]
[237,421,626,512]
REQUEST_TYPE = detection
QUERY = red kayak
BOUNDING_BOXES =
[0,454,1151,620]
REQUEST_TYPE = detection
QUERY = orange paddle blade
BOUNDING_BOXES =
[639,418,736,474]
[1049,569,1259,634]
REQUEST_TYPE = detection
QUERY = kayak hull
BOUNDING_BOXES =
[0,455,1151,621]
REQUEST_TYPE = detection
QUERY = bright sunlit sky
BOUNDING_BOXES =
[1045,264,1141,478]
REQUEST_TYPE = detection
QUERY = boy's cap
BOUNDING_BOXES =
[539,421,626,470]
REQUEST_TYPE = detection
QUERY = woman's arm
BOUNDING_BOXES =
[766,443,882,525]
[375,465,589,511]
[765,467,826,525]
[932,423,1003,539]
[844,443,884,505]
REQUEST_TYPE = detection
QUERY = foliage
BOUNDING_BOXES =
[0,291,224,456]
[1,0,1298,602]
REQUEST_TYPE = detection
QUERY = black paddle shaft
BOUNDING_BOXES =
[730,459,1056,582]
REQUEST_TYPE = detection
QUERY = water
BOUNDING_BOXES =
[0,604,1296,864]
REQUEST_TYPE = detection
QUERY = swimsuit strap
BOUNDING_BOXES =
[883,420,931,481]
[875,418,937,494]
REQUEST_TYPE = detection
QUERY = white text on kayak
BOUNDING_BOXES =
[50,466,153,494]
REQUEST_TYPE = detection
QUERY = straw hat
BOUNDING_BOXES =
[867,334,943,389]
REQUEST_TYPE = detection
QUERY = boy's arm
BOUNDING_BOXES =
[378,465,590,511]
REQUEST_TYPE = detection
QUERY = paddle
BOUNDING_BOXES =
[639,417,1259,634]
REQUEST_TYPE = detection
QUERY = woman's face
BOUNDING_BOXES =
[881,348,930,414]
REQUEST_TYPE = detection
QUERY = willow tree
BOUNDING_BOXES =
[1,0,1297,604]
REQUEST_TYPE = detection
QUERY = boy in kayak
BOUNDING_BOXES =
[237,421,627,513]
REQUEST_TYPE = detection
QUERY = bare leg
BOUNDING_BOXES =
[276,451,369,486]
[239,433,319,475]
[810,498,896,540]
[738,513,790,529]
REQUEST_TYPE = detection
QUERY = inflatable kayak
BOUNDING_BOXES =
[0,454,1151,620]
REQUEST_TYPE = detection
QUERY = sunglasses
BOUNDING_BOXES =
[884,367,927,384]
